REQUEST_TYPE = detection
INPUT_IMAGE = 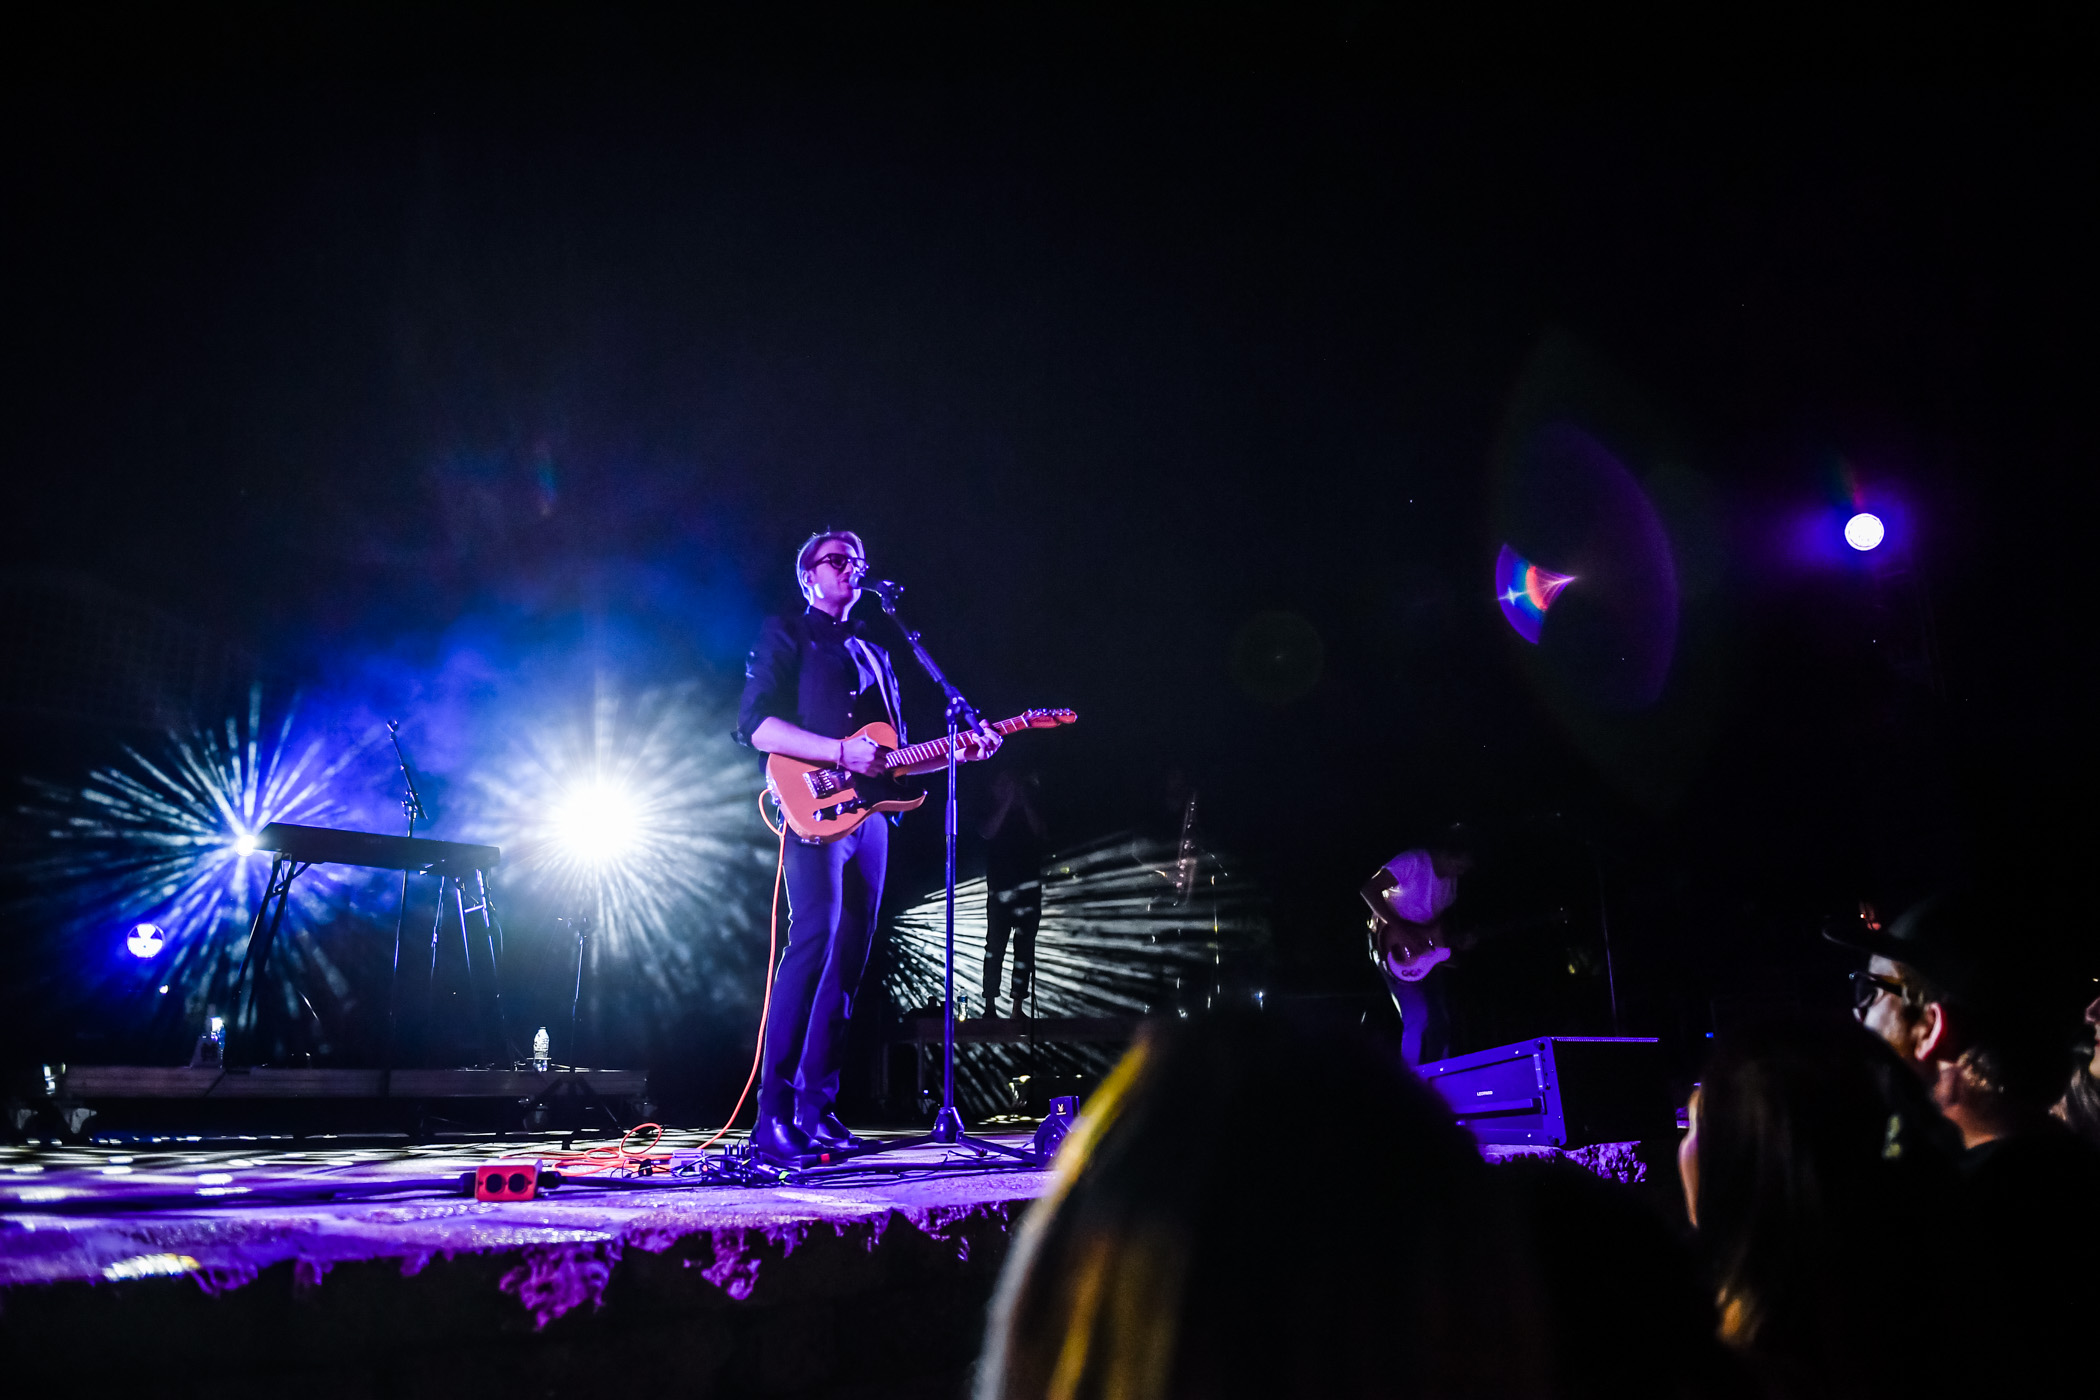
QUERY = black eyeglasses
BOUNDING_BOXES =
[809,553,868,577]
[1848,969,1909,1013]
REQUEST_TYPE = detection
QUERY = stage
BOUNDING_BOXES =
[0,1131,1652,1396]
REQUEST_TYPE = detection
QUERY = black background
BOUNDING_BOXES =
[4,11,2093,1111]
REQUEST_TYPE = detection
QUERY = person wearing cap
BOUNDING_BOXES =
[1833,891,2089,1152]
[1833,890,2099,1391]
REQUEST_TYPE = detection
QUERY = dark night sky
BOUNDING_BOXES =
[4,13,2094,1076]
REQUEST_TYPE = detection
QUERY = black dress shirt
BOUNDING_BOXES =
[736,607,906,748]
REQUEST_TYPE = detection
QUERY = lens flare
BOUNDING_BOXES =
[1495,544,1576,645]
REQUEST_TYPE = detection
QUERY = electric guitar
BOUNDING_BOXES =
[1367,905,1571,982]
[766,709,1078,843]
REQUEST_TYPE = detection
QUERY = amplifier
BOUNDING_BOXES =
[1417,1036,1671,1147]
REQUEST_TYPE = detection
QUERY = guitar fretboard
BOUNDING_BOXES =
[881,714,1035,771]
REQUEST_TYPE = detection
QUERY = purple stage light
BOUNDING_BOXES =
[1495,544,1576,645]
[125,923,165,959]
[1844,511,1885,552]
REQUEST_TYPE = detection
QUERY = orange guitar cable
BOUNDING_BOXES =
[686,795,788,1154]
[542,796,785,1174]
[551,1121,670,1175]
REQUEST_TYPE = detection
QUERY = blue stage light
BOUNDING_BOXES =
[14,686,387,1022]
[125,923,165,958]
[1844,512,1885,551]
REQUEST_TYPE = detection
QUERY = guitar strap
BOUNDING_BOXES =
[846,635,907,745]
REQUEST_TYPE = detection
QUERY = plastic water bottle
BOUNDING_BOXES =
[189,1015,226,1069]
[532,1027,550,1074]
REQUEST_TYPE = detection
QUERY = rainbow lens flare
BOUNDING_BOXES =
[1495,544,1576,645]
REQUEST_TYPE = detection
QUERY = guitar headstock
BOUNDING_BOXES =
[1018,708,1078,729]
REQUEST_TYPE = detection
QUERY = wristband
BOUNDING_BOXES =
[836,739,846,767]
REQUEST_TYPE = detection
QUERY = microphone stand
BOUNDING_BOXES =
[808,580,1034,1170]
[565,914,593,1065]
[385,720,427,1072]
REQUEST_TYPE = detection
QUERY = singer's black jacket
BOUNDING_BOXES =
[735,606,907,750]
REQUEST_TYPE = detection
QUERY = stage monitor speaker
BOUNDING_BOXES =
[1417,1036,1671,1147]
[1030,1095,1080,1164]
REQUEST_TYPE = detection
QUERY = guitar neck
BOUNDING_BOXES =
[882,714,1032,771]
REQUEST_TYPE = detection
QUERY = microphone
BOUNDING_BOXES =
[865,578,905,603]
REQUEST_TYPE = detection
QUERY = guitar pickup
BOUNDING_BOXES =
[805,770,844,798]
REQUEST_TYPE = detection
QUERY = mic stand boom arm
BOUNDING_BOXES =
[873,583,990,740]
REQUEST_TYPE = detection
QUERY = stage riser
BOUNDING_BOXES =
[12,1098,625,1141]
[15,1066,653,1142]
[0,1198,1027,1397]
[49,1067,648,1098]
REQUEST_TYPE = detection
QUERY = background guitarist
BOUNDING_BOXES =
[737,529,1001,1163]
[1360,844,1472,1066]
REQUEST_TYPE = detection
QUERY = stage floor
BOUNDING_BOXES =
[0,1130,1050,1397]
[0,1131,1048,1304]
[0,1130,1653,1396]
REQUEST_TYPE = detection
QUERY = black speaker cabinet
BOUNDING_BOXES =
[1417,1036,1672,1147]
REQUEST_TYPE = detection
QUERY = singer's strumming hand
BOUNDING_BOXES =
[840,735,888,775]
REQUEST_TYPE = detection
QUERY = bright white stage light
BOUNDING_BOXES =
[233,832,259,856]
[125,923,165,958]
[467,681,773,1029]
[1844,512,1885,552]
[551,780,642,865]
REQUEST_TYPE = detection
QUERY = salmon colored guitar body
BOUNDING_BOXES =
[766,708,1077,843]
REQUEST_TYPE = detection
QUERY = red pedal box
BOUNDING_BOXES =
[474,1162,543,1201]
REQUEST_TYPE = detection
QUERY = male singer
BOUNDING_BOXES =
[738,530,1000,1163]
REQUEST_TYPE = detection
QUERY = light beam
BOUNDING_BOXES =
[885,831,1269,1117]
[13,687,384,1039]
[462,678,774,1030]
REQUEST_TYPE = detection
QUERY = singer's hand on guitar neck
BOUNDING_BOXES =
[887,724,1001,774]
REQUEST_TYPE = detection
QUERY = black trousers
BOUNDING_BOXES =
[760,814,887,1123]
[1381,967,1451,1067]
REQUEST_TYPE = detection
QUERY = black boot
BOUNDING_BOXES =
[795,1104,866,1153]
[750,1115,815,1166]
